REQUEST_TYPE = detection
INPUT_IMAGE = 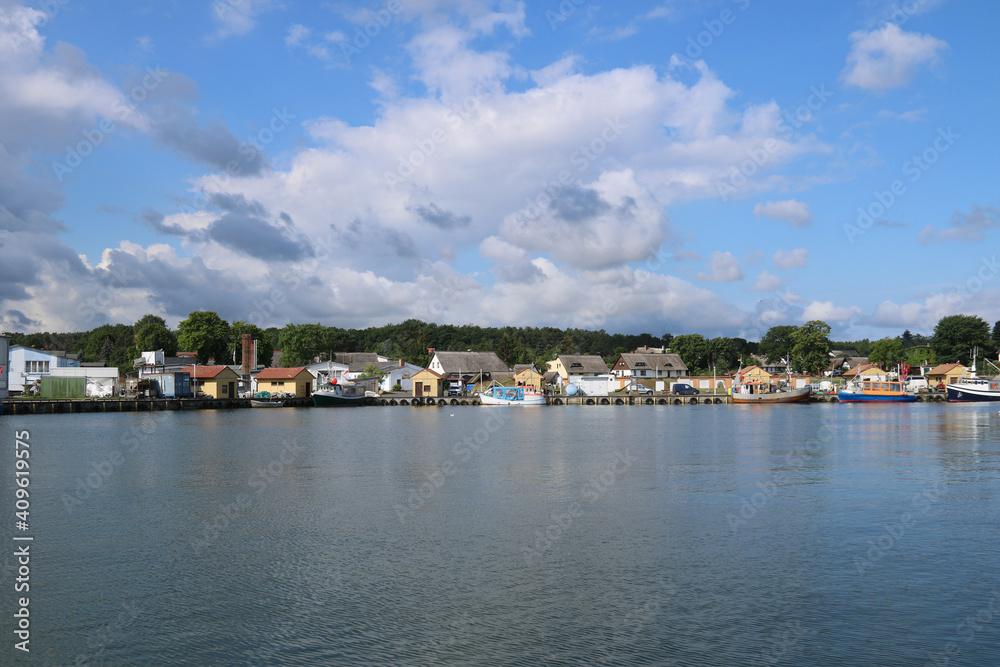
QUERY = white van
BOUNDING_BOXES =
[906,377,928,391]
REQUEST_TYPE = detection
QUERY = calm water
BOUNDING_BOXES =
[2,403,1000,666]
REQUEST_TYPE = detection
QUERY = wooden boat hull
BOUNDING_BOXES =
[251,399,285,408]
[732,387,812,404]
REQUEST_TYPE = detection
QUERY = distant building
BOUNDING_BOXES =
[7,346,81,395]
[427,350,512,385]
[513,365,545,391]
[377,360,422,393]
[181,365,240,399]
[926,363,967,387]
[611,352,688,390]
[547,355,614,395]
[254,367,315,398]
[411,369,449,398]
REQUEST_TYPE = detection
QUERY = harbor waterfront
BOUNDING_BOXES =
[2,404,999,665]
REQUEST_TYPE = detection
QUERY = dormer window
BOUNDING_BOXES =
[635,362,646,367]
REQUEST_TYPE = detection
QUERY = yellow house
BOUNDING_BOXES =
[411,368,449,398]
[182,365,241,399]
[739,365,772,384]
[513,365,544,391]
[254,367,314,397]
[926,363,967,387]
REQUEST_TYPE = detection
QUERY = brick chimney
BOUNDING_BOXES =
[398,359,404,367]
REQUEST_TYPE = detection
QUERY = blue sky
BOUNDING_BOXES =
[1,0,998,340]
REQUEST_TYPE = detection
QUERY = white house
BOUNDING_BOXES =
[8,346,81,394]
[547,355,615,395]
[377,360,423,392]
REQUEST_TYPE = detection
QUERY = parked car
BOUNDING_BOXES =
[672,383,700,395]
[628,383,653,394]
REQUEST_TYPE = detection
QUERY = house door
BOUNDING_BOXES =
[415,383,423,397]
[228,382,235,398]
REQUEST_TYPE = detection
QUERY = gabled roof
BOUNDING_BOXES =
[432,351,510,374]
[515,366,542,376]
[513,364,536,372]
[927,363,966,375]
[614,353,688,372]
[558,354,611,374]
[180,365,237,379]
[740,365,769,375]
[412,368,447,380]
[842,363,882,377]
[334,352,388,372]
[255,367,311,380]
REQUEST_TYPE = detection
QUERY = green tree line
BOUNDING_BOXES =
[5,312,998,375]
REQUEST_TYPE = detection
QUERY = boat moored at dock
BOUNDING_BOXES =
[478,383,547,406]
[838,379,915,403]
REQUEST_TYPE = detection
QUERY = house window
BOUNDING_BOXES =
[222,384,228,395]
[570,363,581,368]
[635,362,646,367]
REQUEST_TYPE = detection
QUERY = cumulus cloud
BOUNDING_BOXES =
[842,24,947,91]
[0,1,836,334]
[697,251,743,282]
[753,270,782,291]
[773,248,809,270]
[802,301,863,322]
[210,0,281,40]
[753,199,812,226]
[917,205,1000,244]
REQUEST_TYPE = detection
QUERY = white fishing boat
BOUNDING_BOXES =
[947,351,1000,402]
[478,382,547,406]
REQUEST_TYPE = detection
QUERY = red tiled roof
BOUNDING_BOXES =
[180,365,232,379]
[255,367,310,380]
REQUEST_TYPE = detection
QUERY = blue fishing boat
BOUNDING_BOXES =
[838,378,915,403]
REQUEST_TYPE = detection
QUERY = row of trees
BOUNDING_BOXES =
[5,313,997,375]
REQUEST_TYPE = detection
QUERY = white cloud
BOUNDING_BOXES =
[842,24,947,91]
[773,248,809,270]
[211,0,280,41]
[753,270,782,291]
[753,199,812,226]
[802,301,863,322]
[918,205,1000,244]
[285,24,310,48]
[697,251,743,282]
